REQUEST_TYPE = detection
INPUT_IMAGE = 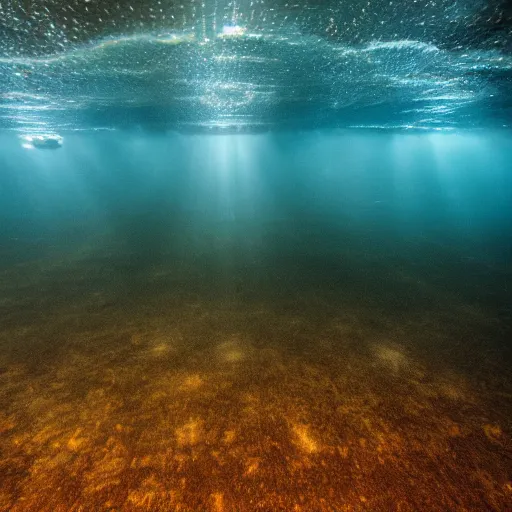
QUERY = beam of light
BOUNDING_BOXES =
[428,133,491,221]
[388,131,511,255]
[184,133,268,226]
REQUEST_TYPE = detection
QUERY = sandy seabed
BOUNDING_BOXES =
[0,234,511,512]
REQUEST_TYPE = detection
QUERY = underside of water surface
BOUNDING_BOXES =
[0,1,512,511]
[1,0,511,133]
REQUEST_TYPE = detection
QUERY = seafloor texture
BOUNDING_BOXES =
[0,225,511,512]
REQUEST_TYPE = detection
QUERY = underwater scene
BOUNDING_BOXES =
[0,1,512,511]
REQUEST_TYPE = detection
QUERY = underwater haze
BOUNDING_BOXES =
[1,1,512,511]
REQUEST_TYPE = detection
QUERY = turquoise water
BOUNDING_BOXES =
[0,1,511,510]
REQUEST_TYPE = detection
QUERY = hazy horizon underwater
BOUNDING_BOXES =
[1,0,512,511]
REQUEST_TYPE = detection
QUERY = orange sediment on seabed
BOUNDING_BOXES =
[0,299,511,511]
[291,423,320,454]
